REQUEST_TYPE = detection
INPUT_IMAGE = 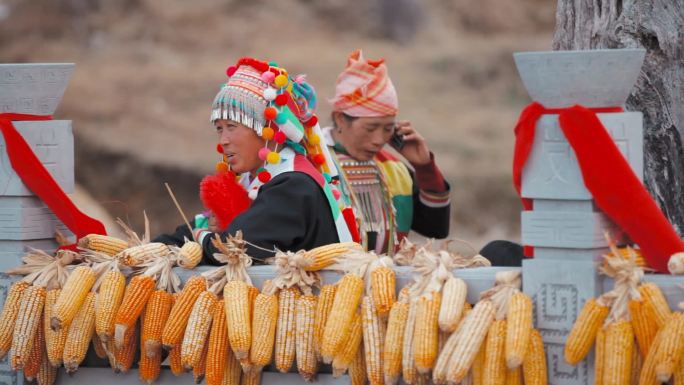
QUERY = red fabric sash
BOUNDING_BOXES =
[0,113,107,245]
[512,103,683,273]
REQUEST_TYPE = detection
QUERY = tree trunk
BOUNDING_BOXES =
[553,0,684,235]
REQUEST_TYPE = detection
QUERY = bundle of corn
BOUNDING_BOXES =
[78,234,129,257]
[2,249,76,385]
[115,215,171,267]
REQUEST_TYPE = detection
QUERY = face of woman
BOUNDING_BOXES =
[333,112,396,161]
[215,119,265,175]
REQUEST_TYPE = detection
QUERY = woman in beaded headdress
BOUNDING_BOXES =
[155,57,355,263]
[324,49,451,255]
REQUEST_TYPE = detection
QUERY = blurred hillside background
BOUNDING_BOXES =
[0,0,556,248]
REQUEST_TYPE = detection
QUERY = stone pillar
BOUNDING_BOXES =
[514,49,646,385]
[0,63,75,384]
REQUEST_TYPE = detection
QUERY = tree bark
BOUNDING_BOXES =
[553,0,684,235]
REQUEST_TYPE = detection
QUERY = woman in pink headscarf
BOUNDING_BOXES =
[324,49,451,255]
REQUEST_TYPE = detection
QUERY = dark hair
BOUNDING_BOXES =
[331,112,358,129]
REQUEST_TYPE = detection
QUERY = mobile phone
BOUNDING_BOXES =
[390,127,405,150]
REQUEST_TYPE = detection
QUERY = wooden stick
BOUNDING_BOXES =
[164,183,195,242]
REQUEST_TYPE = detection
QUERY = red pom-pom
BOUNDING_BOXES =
[274,131,287,144]
[216,143,224,154]
[275,94,288,106]
[264,107,278,120]
[226,66,237,77]
[313,154,326,165]
[200,172,250,230]
[306,115,318,127]
[258,170,272,183]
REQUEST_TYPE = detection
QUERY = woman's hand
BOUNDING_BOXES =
[395,120,431,166]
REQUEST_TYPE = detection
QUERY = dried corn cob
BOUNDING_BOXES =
[505,292,532,369]
[250,289,278,370]
[11,285,46,370]
[193,340,209,384]
[169,345,185,376]
[314,284,336,361]
[445,300,496,384]
[276,286,300,373]
[383,300,409,385]
[223,347,242,385]
[162,275,206,348]
[628,299,658,358]
[362,295,384,385]
[296,294,318,381]
[63,292,96,374]
[564,298,609,365]
[142,289,173,358]
[631,344,642,385]
[118,242,170,266]
[114,274,155,348]
[320,274,364,363]
[434,314,468,385]
[78,234,129,256]
[402,298,419,384]
[439,276,467,333]
[594,327,605,385]
[654,312,684,382]
[370,266,396,317]
[349,347,368,385]
[639,283,671,328]
[139,345,161,385]
[37,347,58,385]
[414,292,441,374]
[95,269,126,342]
[23,314,44,381]
[332,313,363,377]
[224,280,251,360]
[505,367,522,385]
[0,281,29,359]
[44,288,67,367]
[639,327,664,385]
[207,300,229,385]
[240,369,261,385]
[92,332,107,359]
[472,343,486,385]
[603,320,633,385]
[113,321,138,373]
[483,319,507,385]
[179,241,202,269]
[302,242,362,271]
[182,291,217,370]
[673,355,684,385]
[522,329,547,385]
[51,266,95,330]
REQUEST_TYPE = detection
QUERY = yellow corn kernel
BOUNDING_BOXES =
[114,275,155,348]
[207,300,229,385]
[296,294,318,381]
[639,283,671,328]
[602,320,633,385]
[250,291,278,370]
[62,292,96,374]
[654,312,684,382]
[169,345,185,376]
[37,347,58,385]
[193,339,209,384]
[0,281,29,359]
[142,289,173,358]
[275,287,300,373]
[320,274,364,363]
[439,276,467,333]
[383,301,409,385]
[628,299,658,358]
[139,345,161,385]
[181,291,217,370]
[505,292,532,369]
[314,284,336,361]
[505,367,522,385]
[414,292,441,373]
[118,242,170,266]
[162,275,206,348]
[522,329,547,385]
[472,342,486,385]
[44,288,67,367]
[445,300,496,384]
[370,266,396,317]
[222,345,242,385]
[224,280,251,360]
[402,299,419,384]
[95,269,126,342]
[23,313,44,382]
[113,321,138,373]
[179,240,202,269]
[362,296,384,385]
[303,242,363,271]
[51,266,95,330]
[349,346,368,385]
[78,234,129,256]
[483,319,507,385]
[564,298,609,365]
[332,313,363,377]
[595,327,606,385]
[11,285,46,370]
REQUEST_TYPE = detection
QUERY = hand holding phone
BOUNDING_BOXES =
[390,125,405,151]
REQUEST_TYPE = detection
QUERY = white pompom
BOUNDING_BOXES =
[668,252,684,275]
[263,88,277,101]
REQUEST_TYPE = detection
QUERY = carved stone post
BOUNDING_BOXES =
[515,49,645,385]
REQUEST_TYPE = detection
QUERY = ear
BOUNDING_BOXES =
[332,111,347,131]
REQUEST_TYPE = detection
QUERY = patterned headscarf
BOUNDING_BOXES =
[329,50,399,117]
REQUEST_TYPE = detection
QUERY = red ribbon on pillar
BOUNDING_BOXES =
[512,102,684,273]
[0,113,107,246]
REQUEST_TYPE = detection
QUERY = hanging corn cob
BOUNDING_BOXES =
[413,291,442,373]
[206,299,229,385]
[115,216,171,266]
[361,295,385,385]
[44,288,68,367]
[23,314,44,382]
[382,295,409,385]
[320,273,364,363]
[370,264,396,317]
[193,340,210,384]
[332,312,363,377]
[301,242,363,271]
[181,290,218,370]
[313,284,336,361]
[11,282,47,370]
[0,281,29,359]
[78,234,129,257]
[51,265,96,331]
[521,329,547,385]
[275,286,300,373]
[295,294,318,381]
[113,274,155,348]
[162,275,207,349]
[37,347,58,385]
[249,280,278,373]
[62,291,96,373]
[112,321,138,373]
[483,319,507,385]
[439,276,467,333]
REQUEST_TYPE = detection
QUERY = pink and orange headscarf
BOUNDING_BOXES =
[329,50,399,117]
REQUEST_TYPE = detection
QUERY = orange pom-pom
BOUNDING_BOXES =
[262,127,275,140]
[215,161,229,173]
[264,107,277,120]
